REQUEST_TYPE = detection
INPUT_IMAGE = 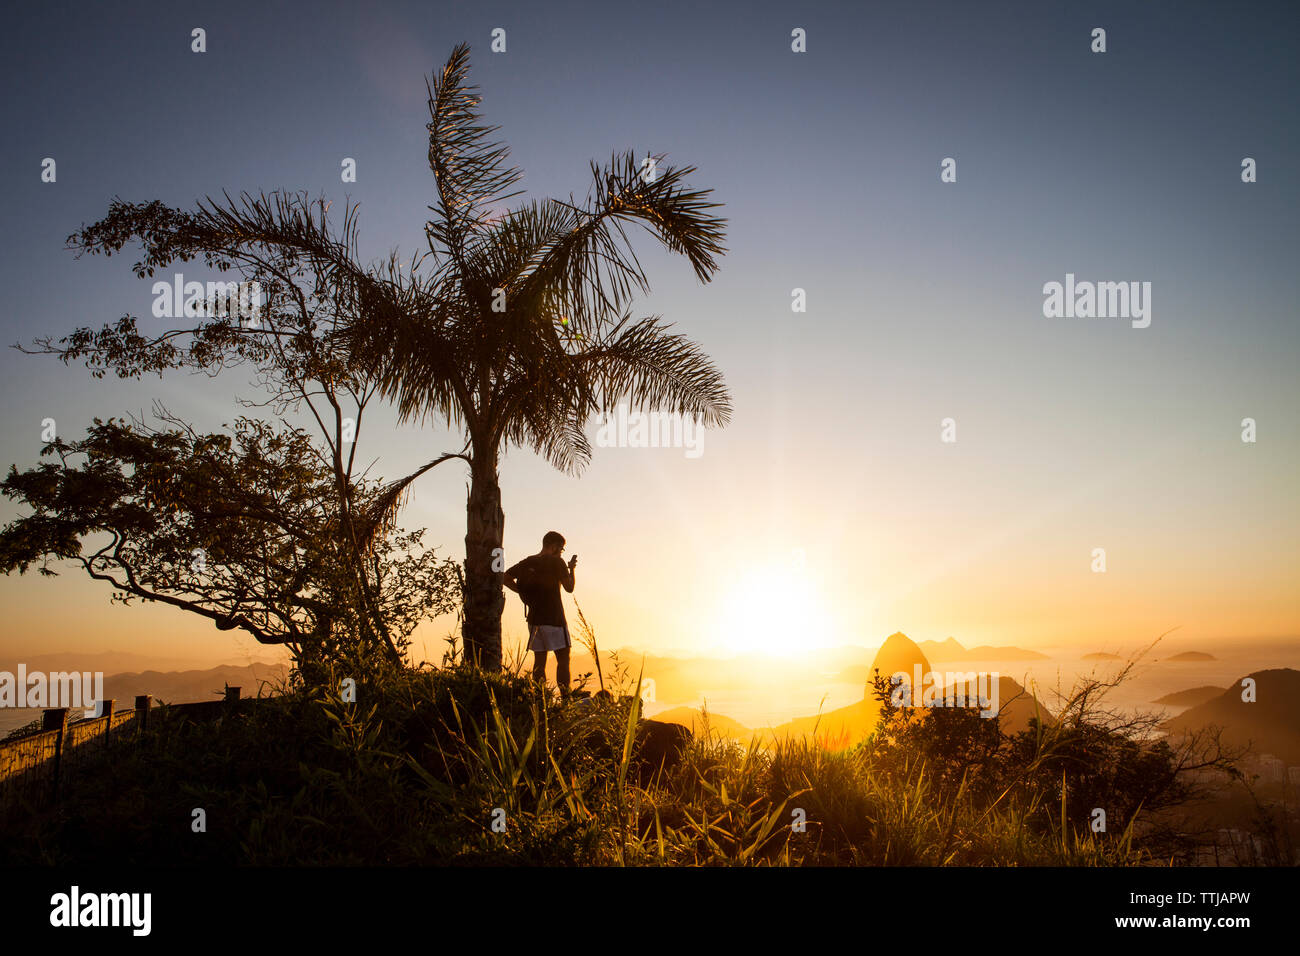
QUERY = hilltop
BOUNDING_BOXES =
[1160,668,1300,764]
[1152,686,1225,708]
[650,706,754,741]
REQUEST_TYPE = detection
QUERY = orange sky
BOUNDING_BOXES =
[2,398,1296,668]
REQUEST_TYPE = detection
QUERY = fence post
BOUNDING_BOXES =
[42,707,68,802]
[224,686,241,703]
[135,695,151,734]
[99,698,115,745]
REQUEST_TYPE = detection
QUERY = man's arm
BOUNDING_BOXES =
[561,555,576,593]
[503,561,521,594]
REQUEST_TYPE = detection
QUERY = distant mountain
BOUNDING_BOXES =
[917,637,1048,662]
[867,632,933,692]
[651,706,753,741]
[1153,686,1225,707]
[1163,651,1217,662]
[939,674,1055,734]
[764,698,880,748]
[4,651,205,675]
[103,663,290,705]
[0,650,288,677]
[1160,669,1300,764]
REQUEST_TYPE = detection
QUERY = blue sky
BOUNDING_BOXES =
[1,0,1296,664]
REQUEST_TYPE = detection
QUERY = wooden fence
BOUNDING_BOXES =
[0,687,244,818]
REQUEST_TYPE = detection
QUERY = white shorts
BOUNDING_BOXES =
[528,624,571,652]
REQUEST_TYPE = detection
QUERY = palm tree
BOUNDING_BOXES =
[343,43,732,671]
[38,42,730,675]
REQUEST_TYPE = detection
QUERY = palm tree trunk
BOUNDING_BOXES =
[462,455,504,671]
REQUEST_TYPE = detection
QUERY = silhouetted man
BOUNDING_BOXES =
[504,531,577,695]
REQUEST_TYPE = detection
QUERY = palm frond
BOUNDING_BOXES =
[353,450,470,554]
[574,314,732,427]
[514,151,727,328]
[425,43,524,264]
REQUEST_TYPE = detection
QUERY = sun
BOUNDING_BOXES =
[713,560,833,658]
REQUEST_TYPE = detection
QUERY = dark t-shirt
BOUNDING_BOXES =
[508,554,569,627]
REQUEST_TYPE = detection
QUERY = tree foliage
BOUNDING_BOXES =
[0,413,459,672]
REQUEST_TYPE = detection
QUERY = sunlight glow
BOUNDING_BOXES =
[713,559,833,658]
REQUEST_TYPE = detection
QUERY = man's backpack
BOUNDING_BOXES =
[514,558,545,614]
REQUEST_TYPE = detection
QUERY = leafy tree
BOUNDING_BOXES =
[0,412,460,672]
[865,669,1005,801]
[20,42,731,672]
[11,186,467,670]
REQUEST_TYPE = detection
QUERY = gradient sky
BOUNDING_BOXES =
[1,0,1297,666]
